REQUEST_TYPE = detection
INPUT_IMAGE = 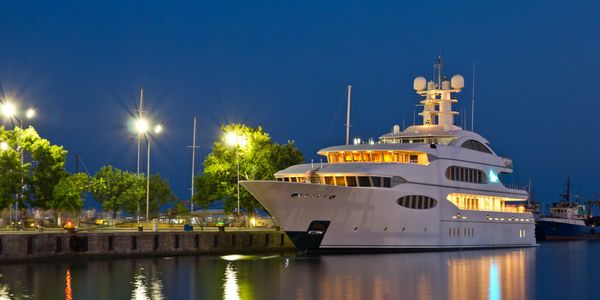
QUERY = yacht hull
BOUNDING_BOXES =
[242,181,537,253]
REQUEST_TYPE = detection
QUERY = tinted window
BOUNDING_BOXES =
[358,176,371,187]
[396,195,438,209]
[461,140,492,154]
[383,177,391,188]
[371,176,381,187]
[346,176,358,187]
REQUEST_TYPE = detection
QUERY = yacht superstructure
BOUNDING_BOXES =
[241,59,537,253]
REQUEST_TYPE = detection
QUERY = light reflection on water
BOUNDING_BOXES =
[1,242,600,299]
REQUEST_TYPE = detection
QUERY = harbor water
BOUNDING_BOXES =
[0,241,598,299]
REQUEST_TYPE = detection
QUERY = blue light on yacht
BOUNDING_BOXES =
[489,170,499,183]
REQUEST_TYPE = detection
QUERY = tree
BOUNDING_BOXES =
[52,173,89,225]
[194,124,304,214]
[19,127,67,209]
[91,166,177,218]
[121,173,177,216]
[0,126,26,209]
[90,166,127,218]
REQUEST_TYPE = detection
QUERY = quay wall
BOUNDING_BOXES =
[0,230,296,263]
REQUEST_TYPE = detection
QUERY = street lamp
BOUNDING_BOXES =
[134,117,163,224]
[224,131,247,219]
[1,101,36,229]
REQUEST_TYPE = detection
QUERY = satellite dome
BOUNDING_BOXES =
[451,75,464,89]
[413,76,427,91]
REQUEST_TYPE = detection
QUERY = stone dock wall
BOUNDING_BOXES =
[0,231,296,263]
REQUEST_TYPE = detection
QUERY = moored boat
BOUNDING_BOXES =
[242,58,537,253]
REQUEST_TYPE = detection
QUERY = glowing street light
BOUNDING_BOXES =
[132,116,163,224]
[224,131,247,220]
[135,118,149,134]
[1,102,16,118]
[0,141,8,151]
[26,108,36,119]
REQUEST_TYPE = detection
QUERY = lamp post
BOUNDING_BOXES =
[134,117,162,224]
[224,132,247,219]
[134,118,149,224]
[1,102,36,229]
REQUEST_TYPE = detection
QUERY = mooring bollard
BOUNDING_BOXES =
[152,219,159,232]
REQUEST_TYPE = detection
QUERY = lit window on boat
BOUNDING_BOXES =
[324,176,334,185]
[335,176,346,186]
[283,177,290,182]
[290,177,297,183]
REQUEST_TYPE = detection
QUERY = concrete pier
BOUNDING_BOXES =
[0,230,296,263]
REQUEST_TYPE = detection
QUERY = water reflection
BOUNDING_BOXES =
[65,268,72,300]
[9,243,600,299]
[130,267,165,300]
[223,262,240,300]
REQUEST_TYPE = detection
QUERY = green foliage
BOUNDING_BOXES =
[194,124,304,214]
[91,166,177,218]
[90,166,127,217]
[52,173,89,213]
[0,127,26,209]
[0,126,66,209]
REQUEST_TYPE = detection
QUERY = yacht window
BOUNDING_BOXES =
[290,177,297,183]
[461,140,492,154]
[276,178,282,181]
[383,177,391,188]
[283,177,290,182]
[335,176,346,186]
[397,195,438,209]
[358,176,371,187]
[324,176,334,185]
[346,176,358,187]
[371,176,381,187]
[446,166,488,184]
[409,155,418,163]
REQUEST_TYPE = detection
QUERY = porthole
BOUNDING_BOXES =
[397,195,438,209]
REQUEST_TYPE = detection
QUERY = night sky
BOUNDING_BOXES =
[1,1,599,206]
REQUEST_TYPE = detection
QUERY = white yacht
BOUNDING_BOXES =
[241,59,537,253]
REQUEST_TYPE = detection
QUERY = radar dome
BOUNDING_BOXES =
[451,75,464,89]
[413,76,427,91]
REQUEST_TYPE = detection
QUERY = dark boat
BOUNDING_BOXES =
[536,178,600,240]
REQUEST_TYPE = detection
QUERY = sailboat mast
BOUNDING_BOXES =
[345,85,352,145]
[190,115,197,212]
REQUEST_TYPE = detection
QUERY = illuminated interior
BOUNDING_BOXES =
[321,150,428,164]
[447,193,526,213]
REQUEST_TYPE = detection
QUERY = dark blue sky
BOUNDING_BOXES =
[1,1,599,204]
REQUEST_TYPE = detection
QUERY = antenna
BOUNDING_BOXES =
[434,56,444,88]
[471,61,475,131]
[345,85,352,145]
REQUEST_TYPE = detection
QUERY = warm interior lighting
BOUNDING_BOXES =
[447,193,526,213]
